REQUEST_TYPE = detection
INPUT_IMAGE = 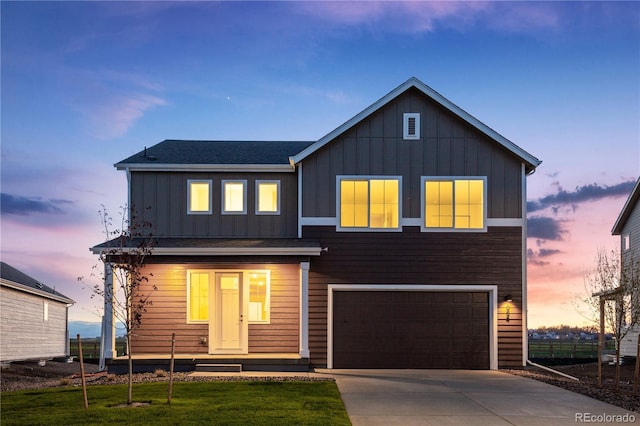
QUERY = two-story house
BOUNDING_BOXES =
[93,77,541,372]
[612,177,640,358]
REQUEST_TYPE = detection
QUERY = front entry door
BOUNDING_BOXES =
[209,272,247,354]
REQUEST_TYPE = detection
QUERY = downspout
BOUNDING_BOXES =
[522,162,528,367]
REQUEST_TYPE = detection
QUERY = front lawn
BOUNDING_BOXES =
[1,381,350,425]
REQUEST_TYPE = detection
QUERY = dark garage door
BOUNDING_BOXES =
[333,291,489,369]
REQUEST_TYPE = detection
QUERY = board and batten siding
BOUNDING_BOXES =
[129,172,298,238]
[0,287,69,362]
[301,87,523,219]
[304,226,524,368]
[130,263,300,355]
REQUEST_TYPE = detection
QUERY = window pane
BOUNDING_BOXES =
[425,181,453,228]
[248,272,269,322]
[370,179,398,228]
[258,182,278,212]
[189,272,209,322]
[224,182,245,212]
[190,182,210,212]
[341,180,369,227]
[454,180,483,229]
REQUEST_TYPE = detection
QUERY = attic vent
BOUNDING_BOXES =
[36,282,44,289]
[403,113,420,140]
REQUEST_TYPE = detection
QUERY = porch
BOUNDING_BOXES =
[105,353,310,374]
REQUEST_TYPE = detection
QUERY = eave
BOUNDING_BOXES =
[0,279,75,305]
[612,177,640,235]
[115,163,296,173]
[290,77,542,174]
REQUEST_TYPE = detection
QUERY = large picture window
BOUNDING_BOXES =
[423,177,486,231]
[339,177,400,230]
[187,180,212,214]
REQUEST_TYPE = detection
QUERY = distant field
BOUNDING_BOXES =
[528,339,615,359]
[69,338,127,359]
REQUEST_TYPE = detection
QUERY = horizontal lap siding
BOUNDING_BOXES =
[130,263,299,355]
[305,226,523,368]
[0,287,69,362]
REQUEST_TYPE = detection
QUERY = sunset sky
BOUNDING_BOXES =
[1,1,639,328]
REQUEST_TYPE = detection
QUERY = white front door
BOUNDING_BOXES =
[209,272,248,354]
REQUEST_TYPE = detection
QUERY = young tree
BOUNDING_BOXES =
[83,205,155,405]
[576,248,640,389]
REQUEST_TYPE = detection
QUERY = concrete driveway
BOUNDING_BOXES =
[320,369,638,426]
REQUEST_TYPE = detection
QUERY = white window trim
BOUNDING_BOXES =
[186,269,270,325]
[403,112,420,140]
[221,180,247,215]
[336,175,403,232]
[43,301,49,321]
[255,180,281,215]
[421,176,488,233]
[187,179,212,215]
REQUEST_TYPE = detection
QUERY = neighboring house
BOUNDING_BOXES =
[0,262,74,364]
[612,177,640,358]
[93,77,541,371]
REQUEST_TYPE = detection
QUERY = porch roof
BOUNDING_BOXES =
[91,237,323,256]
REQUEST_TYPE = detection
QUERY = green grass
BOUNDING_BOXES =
[1,381,350,425]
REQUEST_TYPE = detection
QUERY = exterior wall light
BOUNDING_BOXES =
[504,294,512,322]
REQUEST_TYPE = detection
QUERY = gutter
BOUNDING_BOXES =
[526,360,580,382]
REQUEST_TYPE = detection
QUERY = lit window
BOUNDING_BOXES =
[423,177,485,230]
[256,181,280,214]
[188,180,212,214]
[43,301,49,321]
[248,271,270,323]
[222,180,247,214]
[339,177,400,230]
[186,270,270,324]
[188,272,209,322]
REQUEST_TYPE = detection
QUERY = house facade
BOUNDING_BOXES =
[94,77,541,370]
[0,262,74,363]
[612,177,640,357]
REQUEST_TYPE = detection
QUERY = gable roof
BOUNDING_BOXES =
[612,177,640,235]
[290,77,542,174]
[0,262,74,304]
[115,140,315,172]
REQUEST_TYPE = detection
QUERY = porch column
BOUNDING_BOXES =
[299,262,310,358]
[100,263,116,367]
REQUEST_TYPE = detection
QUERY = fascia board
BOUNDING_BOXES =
[612,177,640,235]
[291,77,541,171]
[114,163,295,173]
[91,246,322,256]
[0,279,75,305]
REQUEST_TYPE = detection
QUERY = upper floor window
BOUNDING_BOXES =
[187,180,212,214]
[422,177,486,231]
[338,176,401,230]
[222,180,247,214]
[256,181,280,215]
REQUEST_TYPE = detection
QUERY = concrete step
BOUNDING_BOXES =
[195,363,242,373]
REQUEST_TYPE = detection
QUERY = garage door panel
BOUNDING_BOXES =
[333,291,489,369]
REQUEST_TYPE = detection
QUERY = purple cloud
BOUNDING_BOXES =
[1,193,73,216]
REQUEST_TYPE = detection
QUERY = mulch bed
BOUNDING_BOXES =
[506,362,639,413]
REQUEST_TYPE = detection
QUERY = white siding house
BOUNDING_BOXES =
[612,178,640,357]
[0,262,74,363]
